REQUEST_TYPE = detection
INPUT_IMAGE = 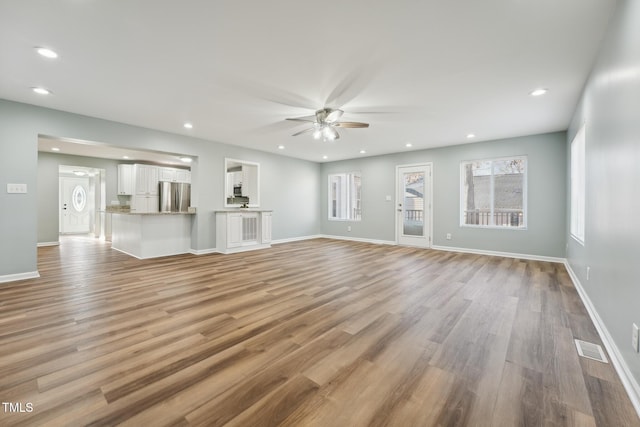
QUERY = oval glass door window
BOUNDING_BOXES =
[72,185,87,212]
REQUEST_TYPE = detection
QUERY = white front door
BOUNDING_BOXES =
[60,177,91,234]
[397,164,432,247]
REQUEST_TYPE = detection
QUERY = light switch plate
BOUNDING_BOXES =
[7,183,27,194]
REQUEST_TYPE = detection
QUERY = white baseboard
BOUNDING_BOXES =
[271,234,323,245]
[319,234,397,246]
[189,248,220,255]
[564,261,640,418]
[0,271,40,284]
[431,244,565,263]
[37,241,60,247]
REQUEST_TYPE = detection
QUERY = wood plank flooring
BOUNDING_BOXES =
[0,236,638,426]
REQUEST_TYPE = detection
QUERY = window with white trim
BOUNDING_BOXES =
[460,156,527,228]
[570,125,586,243]
[328,172,361,221]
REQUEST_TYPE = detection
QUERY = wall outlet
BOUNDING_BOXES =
[385,195,392,201]
[446,233,452,240]
[633,323,639,353]
[347,226,351,232]
[586,266,590,281]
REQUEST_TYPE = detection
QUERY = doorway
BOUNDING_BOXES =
[396,163,432,247]
[60,176,91,234]
[58,166,106,237]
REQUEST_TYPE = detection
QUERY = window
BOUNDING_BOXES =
[461,156,527,228]
[570,125,586,243]
[328,172,361,221]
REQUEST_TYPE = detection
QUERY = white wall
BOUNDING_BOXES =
[566,0,640,403]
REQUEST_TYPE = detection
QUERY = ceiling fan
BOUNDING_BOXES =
[286,108,369,141]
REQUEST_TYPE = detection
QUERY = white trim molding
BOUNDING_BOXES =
[0,271,40,284]
[189,247,220,256]
[37,241,60,247]
[271,235,323,245]
[564,261,640,418]
[320,234,396,246]
[431,244,565,263]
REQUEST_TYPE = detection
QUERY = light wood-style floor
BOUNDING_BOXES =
[0,236,638,426]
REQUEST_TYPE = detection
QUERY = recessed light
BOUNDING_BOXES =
[322,155,328,160]
[51,147,60,152]
[278,145,285,150]
[180,157,193,163]
[467,133,476,139]
[32,87,51,95]
[35,47,58,59]
[405,143,413,148]
[360,150,366,154]
[123,156,130,159]
[529,88,548,97]
[183,123,193,129]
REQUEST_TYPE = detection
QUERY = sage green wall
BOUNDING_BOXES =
[567,0,640,391]
[321,132,567,258]
[0,99,320,278]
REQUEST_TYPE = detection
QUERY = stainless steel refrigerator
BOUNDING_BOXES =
[159,181,191,213]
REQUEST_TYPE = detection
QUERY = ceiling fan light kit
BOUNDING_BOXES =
[287,108,369,141]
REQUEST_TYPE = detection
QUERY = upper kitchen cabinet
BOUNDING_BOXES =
[117,164,133,195]
[159,167,191,183]
[134,164,159,195]
[225,158,260,207]
[175,169,191,183]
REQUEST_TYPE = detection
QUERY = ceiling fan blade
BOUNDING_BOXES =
[335,121,369,128]
[291,127,315,136]
[286,117,316,123]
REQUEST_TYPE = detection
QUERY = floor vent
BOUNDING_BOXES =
[575,339,608,363]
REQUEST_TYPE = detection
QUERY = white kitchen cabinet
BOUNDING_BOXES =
[117,164,133,195]
[134,164,159,196]
[159,167,191,183]
[130,195,159,213]
[261,211,272,243]
[158,167,176,182]
[176,169,191,183]
[215,210,272,254]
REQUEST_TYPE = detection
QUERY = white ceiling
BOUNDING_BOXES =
[0,0,616,163]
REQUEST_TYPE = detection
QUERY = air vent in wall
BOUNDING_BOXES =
[574,339,608,363]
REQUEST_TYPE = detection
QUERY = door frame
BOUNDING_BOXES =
[395,162,433,248]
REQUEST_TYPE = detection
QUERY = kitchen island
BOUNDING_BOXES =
[111,212,194,259]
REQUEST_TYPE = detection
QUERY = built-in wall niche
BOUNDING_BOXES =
[225,158,260,207]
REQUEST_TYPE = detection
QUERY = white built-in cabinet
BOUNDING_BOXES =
[131,164,160,213]
[215,210,272,254]
[118,164,191,213]
[134,164,159,196]
[117,164,133,195]
[159,167,191,183]
[261,211,272,243]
